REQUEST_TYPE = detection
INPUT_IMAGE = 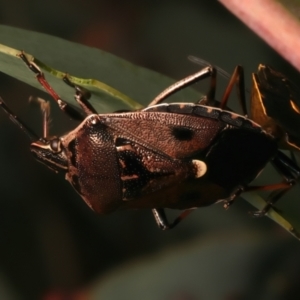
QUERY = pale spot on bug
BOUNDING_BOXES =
[192,160,207,178]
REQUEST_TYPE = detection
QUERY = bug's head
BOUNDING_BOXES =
[30,137,68,173]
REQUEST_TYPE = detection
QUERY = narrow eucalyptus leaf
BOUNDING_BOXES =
[0,25,201,112]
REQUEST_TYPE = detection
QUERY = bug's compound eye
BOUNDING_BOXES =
[50,138,62,153]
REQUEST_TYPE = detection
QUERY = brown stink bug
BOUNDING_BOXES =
[0,52,299,230]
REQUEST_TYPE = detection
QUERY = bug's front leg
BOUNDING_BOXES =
[18,52,84,121]
[152,208,195,230]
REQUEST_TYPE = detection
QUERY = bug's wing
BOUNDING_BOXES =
[103,109,226,159]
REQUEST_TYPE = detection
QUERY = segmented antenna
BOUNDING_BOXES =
[0,97,39,141]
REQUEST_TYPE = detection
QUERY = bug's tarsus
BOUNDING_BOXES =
[18,51,84,121]
[223,187,244,209]
[250,189,287,218]
[152,208,195,230]
[18,52,41,76]
[63,76,98,115]
[188,56,231,79]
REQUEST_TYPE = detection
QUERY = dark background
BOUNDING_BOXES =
[0,0,300,299]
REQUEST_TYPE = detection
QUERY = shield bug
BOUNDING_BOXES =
[0,52,299,230]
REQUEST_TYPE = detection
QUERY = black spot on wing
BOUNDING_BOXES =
[172,126,195,141]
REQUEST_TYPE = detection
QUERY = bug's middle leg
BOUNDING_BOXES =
[149,66,217,107]
[63,76,98,115]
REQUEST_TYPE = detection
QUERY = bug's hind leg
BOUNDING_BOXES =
[19,51,84,121]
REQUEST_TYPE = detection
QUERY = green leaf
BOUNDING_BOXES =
[0,25,201,112]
